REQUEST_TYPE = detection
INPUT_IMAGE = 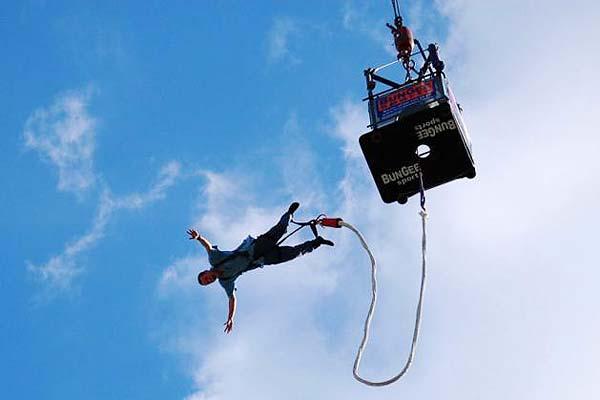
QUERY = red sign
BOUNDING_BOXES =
[376,80,435,113]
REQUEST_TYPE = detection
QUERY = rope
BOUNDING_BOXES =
[345,193,428,386]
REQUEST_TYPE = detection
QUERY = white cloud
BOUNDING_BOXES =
[342,1,396,57]
[267,17,300,64]
[158,1,600,398]
[277,114,326,209]
[157,117,419,399]
[328,100,368,159]
[158,254,207,300]
[24,88,97,195]
[341,0,455,61]
[29,161,181,292]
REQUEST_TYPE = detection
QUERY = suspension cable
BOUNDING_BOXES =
[391,0,400,20]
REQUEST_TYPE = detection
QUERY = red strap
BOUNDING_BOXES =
[320,218,343,228]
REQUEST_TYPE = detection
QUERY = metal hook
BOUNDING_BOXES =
[418,172,426,211]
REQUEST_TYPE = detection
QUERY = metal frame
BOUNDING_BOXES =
[363,39,446,129]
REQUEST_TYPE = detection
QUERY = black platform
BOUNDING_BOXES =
[359,76,476,204]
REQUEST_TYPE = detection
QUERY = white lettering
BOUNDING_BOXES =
[381,163,422,187]
[414,118,457,140]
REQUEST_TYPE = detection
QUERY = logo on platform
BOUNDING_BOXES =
[415,117,456,140]
[380,163,421,186]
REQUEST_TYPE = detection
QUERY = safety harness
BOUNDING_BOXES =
[210,216,324,272]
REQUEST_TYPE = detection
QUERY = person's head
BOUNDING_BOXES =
[198,269,218,286]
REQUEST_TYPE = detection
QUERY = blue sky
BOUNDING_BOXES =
[3,1,600,399]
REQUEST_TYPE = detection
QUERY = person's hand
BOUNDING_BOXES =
[224,318,234,334]
[186,229,199,240]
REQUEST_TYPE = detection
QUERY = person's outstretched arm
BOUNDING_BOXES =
[224,293,236,334]
[187,229,212,253]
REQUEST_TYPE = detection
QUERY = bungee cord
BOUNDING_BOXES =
[318,175,428,386]
[344,207,427,386]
